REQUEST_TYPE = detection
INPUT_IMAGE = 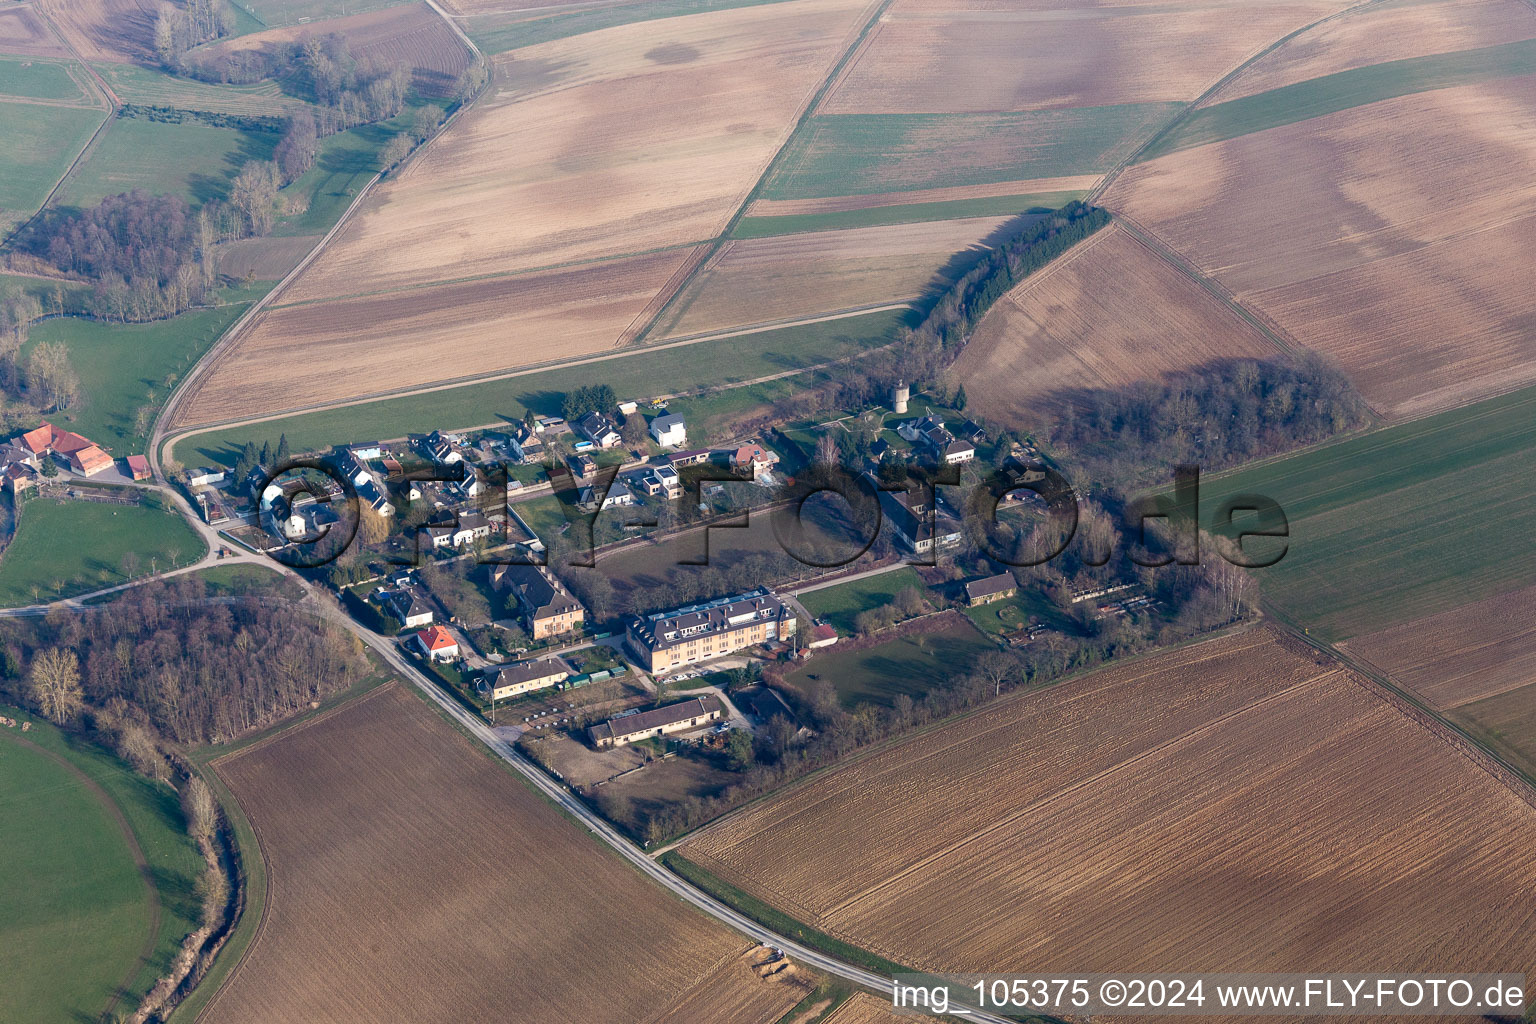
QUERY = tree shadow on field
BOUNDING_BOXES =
[913,210,1053,317]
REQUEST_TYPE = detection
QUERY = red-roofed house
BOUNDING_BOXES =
[732,443,775,480]
[18,424,53,456]
[809,623,839,648]
[125,455,151,481]
[415,625,459,661]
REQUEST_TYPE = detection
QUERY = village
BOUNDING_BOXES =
[148,378,1173,843]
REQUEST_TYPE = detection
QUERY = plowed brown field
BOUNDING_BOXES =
[819,0,1348,114]
[1210,0,1536,103]
[203,682,811,1024]
[1341,583,1536,710]
[0,6,70,57]
[195,4,473,96]
[682,628,1536,985]
[1107,76,1536,418]
[37,0,159,62]
[953,222,1277,425]
[175,0,872,425]
[657,215,1007,337]
[176,248,693,423]
[822,992,907,1024]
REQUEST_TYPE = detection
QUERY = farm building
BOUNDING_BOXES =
[808,623,839,648]
[17,422,114,476]
[649,413,687,448]
[415,625,458,661]
[588,696,726,750]
[493,563,584,640]
[125,455,151,481]
[627,587,796,673]
[965,573,1017,606]
[478,658,569,700]
[188,467,225,488]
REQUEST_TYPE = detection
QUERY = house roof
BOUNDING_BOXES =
[652,413,686,430]
[966,573,1017,600]
[496,563,582,619]
[418,625,456,651]
[811,623,838,641]
[18,424,53,454]
[734,444,770,464]
[487,658,568,688]
[589,696,724,743]
[126,455,150,475]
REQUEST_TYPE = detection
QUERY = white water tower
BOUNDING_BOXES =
[891,379,910,415]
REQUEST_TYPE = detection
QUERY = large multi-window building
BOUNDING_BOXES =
[626,587,796,673]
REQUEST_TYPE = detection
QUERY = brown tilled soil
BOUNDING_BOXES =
[203,682,809,1024]
[1107,75,1536,419]
[954,222,1278,428]
[683,627,1536,1008]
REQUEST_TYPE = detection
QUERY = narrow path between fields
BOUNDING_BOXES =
[5,733,161,1022]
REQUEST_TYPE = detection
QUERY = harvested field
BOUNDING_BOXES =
[681,628,1536,981]
[1107,75,1536,418]
[279,0,872,303]
[1212,0,1536,103]
[177,248,692,424]
[820,0,1348,114]
[0,6,69,57]
[954,223,1278,427]
[194,4,473,96]
[38,0,159,62]
[1341,583,1536,710]
[821,992,906,1024]
[657,216,1008,337]
[203,681,812,1024]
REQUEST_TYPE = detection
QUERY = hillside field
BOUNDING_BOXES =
[954,222,1278,426]
[58,116,278,210]
[681,628,1536,977]
[1196,383,1536,641]
[174,0,876,423]
[0,498,206,607]
[1108,35,1536,419]
[201,681,813,1023]
[0,100,104,234]
[0,710,204,1024]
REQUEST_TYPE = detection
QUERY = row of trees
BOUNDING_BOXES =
[1,577,372,745]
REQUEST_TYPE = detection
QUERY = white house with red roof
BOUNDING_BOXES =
[415,625,459,661]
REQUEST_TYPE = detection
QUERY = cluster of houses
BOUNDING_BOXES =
[894,412,981,466]
[0,422,150,496]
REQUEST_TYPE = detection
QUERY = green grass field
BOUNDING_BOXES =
[0,498,206,606]
[785,617,994,707]
[1143,37,1536,160]
[1451,682,1536,782]
[26,302,252,456]
[192,561,303,597]
[763,105,1179,200]
[92,62,313,118]
[0,709,204,1024]
[798,566,926,635]
[732,190,1086,238]
[175,306,912,466]
[59,115,278,209]
[0,100,106,234]
[0,56,90,102]
[1195,384,1536,642]
[464,0,791,54]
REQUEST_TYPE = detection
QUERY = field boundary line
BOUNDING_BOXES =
[631,0,895,345]
[4,731,162,1021]
[207,677,400,769]
[1112,214,1302,359]
[159,303,910,454]
[1086,0,1385,203]
[815,666,1340,926]
[1272,610,1536,810]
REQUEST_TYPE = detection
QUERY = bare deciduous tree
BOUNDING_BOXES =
[28,647,82,724]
